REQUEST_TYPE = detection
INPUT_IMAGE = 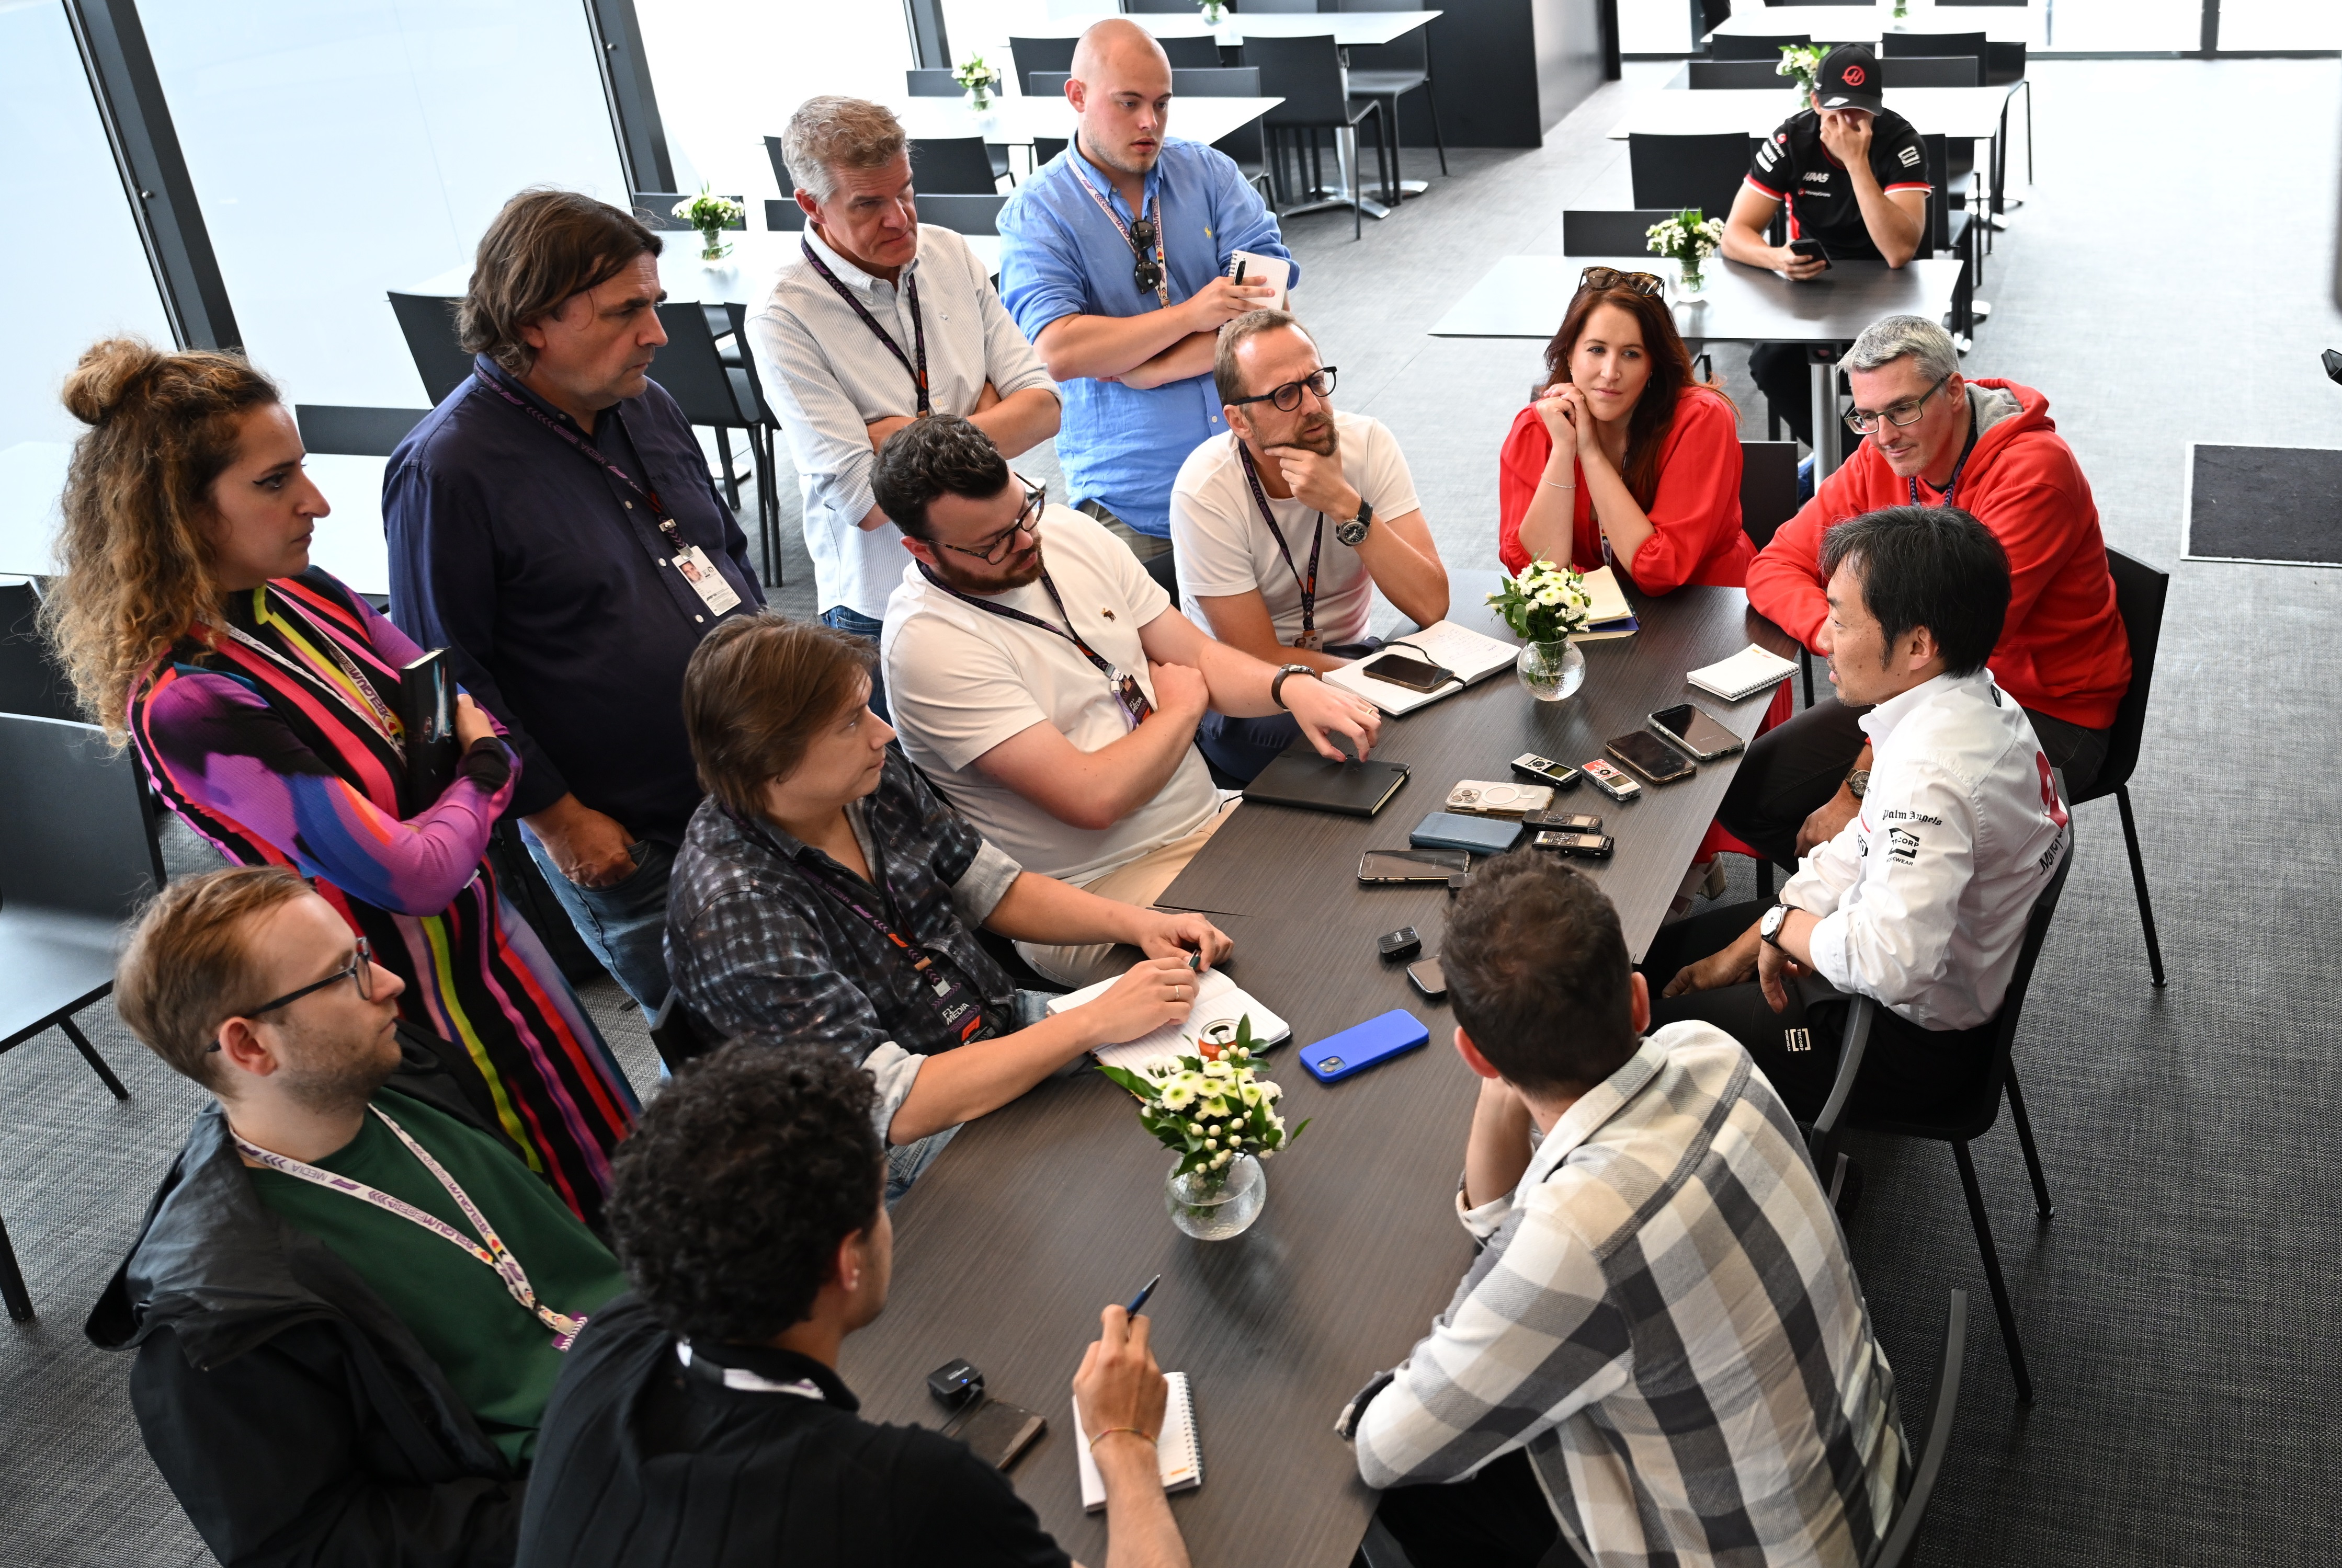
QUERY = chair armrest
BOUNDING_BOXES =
[1807,995,1873,1165]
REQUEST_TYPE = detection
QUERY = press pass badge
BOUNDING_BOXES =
[672,544,742,614]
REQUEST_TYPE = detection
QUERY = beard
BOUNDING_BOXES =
[927,539,1045,594]
[272,1020,402,1117]
[1289,412,1338,457]
[1085,135,1160,178]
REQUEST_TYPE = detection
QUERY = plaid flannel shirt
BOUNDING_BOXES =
[665,749,1022,1131]
[1347,1023,1904,1568]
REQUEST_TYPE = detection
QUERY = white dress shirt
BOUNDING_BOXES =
[748,223,1058,620]
[1780,669,2072,1032]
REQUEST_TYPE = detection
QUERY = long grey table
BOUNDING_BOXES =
[1020,9,1440,47]
[1429,254,1963,475]
[412,226,998,304]
[1710,6,2033,43]
[1607,83,2008,142]
[839,574,1802,1568]
[884,93,1280,153]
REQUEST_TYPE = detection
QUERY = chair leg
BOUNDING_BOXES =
[2003,1063,2055,1221]
[714,428,741,509]
[2114,784,2167,987]
[0,1212,30,1322]
[2023,80,2033,186]
[1952,1140,2034,1403]
[61,1017,129,1102]
[1423,77,1449,176]
[1755,858,1773,900]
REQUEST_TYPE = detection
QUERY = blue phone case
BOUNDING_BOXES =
[1301,1010,1431,1084]
[1408,811,1522,856]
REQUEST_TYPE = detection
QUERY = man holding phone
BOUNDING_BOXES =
[1719,43,1932,448]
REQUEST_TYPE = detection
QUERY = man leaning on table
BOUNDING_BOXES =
[1341,853,1903,1568]
[1169,308,1449,781]
[1718,42,1932,449]
[752,95,1061,709]
[998,16,1292,559]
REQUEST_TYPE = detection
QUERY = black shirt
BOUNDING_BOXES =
[1744,108,1931,262]
[517,1294,1073,1568]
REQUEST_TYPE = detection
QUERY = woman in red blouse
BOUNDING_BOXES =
[1497,271,1752,591]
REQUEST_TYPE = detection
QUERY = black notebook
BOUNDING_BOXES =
[1242,738,1409,817]
[398,650,461,815]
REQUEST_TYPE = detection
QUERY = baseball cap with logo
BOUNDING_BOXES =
[1816,42,1884,113]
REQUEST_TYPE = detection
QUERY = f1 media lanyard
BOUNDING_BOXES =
[802,239,930,414]
[1909,397,1984,507]
[916,562,1156,727]
[1068,156,1168,308]
[236,1108,588,1349]
[476,371,684,547]
[1236,447,1326,651]
[792,847,994,1046]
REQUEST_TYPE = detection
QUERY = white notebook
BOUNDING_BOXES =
[1687,644,1800,701]
[1326,619,1520,716]
[1227,250,1290,311]
[1048,966,1289,1072]
[1572,564,1641,643]
[1074,1372,1201,1512]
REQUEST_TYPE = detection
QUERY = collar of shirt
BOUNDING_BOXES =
[1517,1033,1671,1185]
[804,222,922,296]
[1857,669,1984,751]
[475,354,607,441]
[1068,136,1165,229]
[678,1340,859,1408]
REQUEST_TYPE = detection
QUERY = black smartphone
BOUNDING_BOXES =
[1359,849,1471,884]
[1359,651,1453,693]
[1788,237,1832,269]
[1605,730,1696,785]
[1647,703,1744,762]
[943,1397,1047,1470]
[1406,957,1446,999]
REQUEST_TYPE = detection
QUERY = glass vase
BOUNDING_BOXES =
[1515,638,1586,703]
[1166,1152,1265,1240]
[697,230,731,264]
[1675,259,1706,297]
[966,84,993,111]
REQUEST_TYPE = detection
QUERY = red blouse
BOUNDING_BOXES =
[1496,385,1753,592]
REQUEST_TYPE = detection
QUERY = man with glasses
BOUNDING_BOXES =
[1170,310,1450,779]
[93,866,627,1568]
[753,96,1062,715]
[998,17,1291,561]
[1725,315,2128,872]
[873,415,1380,986]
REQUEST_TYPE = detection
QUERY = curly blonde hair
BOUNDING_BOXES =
[40,338,280,738]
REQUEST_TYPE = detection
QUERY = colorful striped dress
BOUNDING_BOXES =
[129,568,635,1227]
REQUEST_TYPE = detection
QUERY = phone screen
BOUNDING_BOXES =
[1607,730,1695,783]
[1407,957,1446,998]
[1361,652,1452,693]
[1651,704,1741,758]
[1360,849,1470,883]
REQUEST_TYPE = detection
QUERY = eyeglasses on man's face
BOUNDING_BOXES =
[1846,373,1952,435]
[1227,366,1339,414]
[212,938,376,1048]
[1577,267,1665,298]
[942,477,1047,565]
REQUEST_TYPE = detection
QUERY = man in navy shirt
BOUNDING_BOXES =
[386,190,762,1012]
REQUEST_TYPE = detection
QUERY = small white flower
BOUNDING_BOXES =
[1238,1082,1263,1106]
[1161,1081,1194,1111]
[1202,1096,1230,1118]
[1201,1059,1232,1080]
[1260,1081,1282,1102]
[1188,1120,1204,1136]
[1212,1150,1230,1168]
[1534,587,1564,607]
[1203,1136,1218,1150]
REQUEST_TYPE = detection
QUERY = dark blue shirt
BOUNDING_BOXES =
[384,356,763,844]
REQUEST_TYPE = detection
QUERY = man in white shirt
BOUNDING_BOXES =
[1169,310,1450,779]
[1644,504,2071,1125]
[750,95,1061,712]
[875,414,1382,986]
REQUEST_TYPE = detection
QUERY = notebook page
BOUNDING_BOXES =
[1075,1372,1199,1512]
[1049,968,1290,1071]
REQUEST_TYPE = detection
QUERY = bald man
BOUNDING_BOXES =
[997,18,1293,560]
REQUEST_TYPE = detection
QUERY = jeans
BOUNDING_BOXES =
[885,1124,959,1207]
[821,605,889,721]
[1374,1449,1568,1568]
[522,831,677,1016]
[1195,709,1301,784]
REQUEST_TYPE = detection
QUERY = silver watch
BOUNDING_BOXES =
[1759,903,1792,948]
[1844,768,1870,800]
[1270,663,1316,711]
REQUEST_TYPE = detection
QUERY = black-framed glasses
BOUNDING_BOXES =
[212,938,375,1046]
[1578,266,1665,298]
[943,478,1047,565]
[1846,373,1951,434]
[1226,367,1339,413]
[1130,218,1162,293]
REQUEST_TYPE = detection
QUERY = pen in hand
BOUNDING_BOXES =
[1123,1274,1162,1317]
[1232,258,1248,287]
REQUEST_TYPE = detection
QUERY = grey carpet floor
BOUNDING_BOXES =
[6,55,2341,1567]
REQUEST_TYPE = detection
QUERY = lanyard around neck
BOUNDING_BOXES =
[478,370,679,543]
[1236,446,1325,650]
[213,588,404,757]
[1069,152,1168,308]
[917,560,1155,727]
[802,238,930,415]
[1909,396,1984,507]
[237,1106,588,1349]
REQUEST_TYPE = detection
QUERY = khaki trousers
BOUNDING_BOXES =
[1017,798,1238,988]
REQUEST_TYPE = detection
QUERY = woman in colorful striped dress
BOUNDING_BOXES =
[42,339,635,1227]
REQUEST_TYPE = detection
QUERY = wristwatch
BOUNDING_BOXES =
[1270,663,1316,711]
[1844,768,1870,800]
[1759,903,1794,949]
[1334,497,1374,547]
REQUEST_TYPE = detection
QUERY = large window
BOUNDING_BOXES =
[138,0,628,409]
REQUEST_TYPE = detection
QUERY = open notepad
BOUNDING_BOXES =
[1572,564,1641,643]
[1075,1373,1201,1512]
[1049,967,1290,1072]
[1325,620,1519,716]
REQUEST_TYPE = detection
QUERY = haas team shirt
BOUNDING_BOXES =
[1744,107,1931,261]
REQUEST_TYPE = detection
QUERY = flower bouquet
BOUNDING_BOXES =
[1198,0,1230,22]
[1777,43,1827,103]
[671,187,744,262]
[953,53,1002,110]
[1645,208,1725,295]
[1097,1015,1305,1240]
[1488,560,1593,702]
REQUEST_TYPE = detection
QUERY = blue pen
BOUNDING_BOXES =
[1123,1274,1162,1317]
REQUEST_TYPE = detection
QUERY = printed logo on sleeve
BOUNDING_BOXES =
[1897,144,1924,169]
[1886,827,1920,864]
[1756,142,1781,171]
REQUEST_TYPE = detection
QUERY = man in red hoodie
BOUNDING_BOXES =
[1722,315,2129,869]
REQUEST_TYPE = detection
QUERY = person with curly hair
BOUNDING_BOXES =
[41,337,636,1229]
[518,1045,1195,1568]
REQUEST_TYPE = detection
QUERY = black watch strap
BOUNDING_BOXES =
[1271,663,1315,711]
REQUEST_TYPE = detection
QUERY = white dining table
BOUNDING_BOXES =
[1709,6,2032,44]
[412,228,1001,306]
[1018,9,1440,47]
[882,93,1282,152]
[1607,83,2010,142]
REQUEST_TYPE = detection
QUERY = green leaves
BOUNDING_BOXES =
[1095,1013,1303,1181]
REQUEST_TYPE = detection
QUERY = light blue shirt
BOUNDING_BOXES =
[998,136,1296,537]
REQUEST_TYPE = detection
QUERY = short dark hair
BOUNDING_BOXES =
[868,414,1010,541]
[458,188,661,375]
[607,1046,884,1343]
[115,865,311,1092]
[1821,505,2009,677]
[683,611,875,818]
[1441,852,1638,1094]
[1212,307,1312,406]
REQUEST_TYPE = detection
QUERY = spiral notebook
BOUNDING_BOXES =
[1687,644,1800,701]
[1074,1372,1201,1512]
[1047,967,1290,1072]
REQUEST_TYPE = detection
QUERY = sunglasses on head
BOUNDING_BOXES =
[1577,266,1666,298]
[1130,217,1162,294]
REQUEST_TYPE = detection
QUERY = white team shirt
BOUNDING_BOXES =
[880,505,1222,885]
[1780,669,2071,1032]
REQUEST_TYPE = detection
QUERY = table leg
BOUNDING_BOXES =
[1809,349,1843,479]
[1280,126,1395,221]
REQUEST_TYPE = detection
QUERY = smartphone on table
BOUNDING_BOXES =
[1647,703,1744,762]
[1788,237,1832,270]
[1301,1010,1431,1084]
[1605,730,1696,785]
[1359,651,1453,693]
[1359,849,1471,885]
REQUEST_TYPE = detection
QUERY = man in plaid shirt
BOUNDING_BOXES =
[1341,855,1903,1567]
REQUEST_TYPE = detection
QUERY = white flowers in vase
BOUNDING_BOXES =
[953,54,1001,109]
[1645,208,1725,293]
[1097,1016,1306,1187]
[670,187,744,262]
[1488,559,1594,646]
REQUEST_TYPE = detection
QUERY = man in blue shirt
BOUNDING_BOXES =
[999,18,1292,558]
[385,190,763,1013]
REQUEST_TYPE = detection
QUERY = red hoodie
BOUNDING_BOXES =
[1745,378,2130,729]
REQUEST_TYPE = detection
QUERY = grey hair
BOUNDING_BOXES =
[1845,314,1960,384]
[781,96,907,204]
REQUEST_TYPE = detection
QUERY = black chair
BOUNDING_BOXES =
[1243,33,1387,239]
[1738,439,1800,549]
[1125,0,1206,9]
[1560,207,1676,255]
[1336,0,1448,185]
[1177,66,1278,206]
[0,713,162,1320]
[653,301,785,587]
[1144,544,1180,599]
[1710,30,1809,59]
[1885,53,1985,88]
[294,405,429,457]
[1009,34,1077,94]
[1628,132,1752,225]
[2065,549,2167,987]
[1881,30,1986,84]
[1241,0,1322,9]
[763,140,809,230]
[911,135,1005,194]
[1158,34,1225,67]
[919,192,1010,235]
[906,74,1017,185]
[1867,1291,1969,1567]
[1034,135,1070,166]
[1919,132,1979,344]
[1809,821,2073,1403]
[1688,59,1787,88]
[1028,70,1072,99]
[386,292,475,404]
[0,581,76,723]
[646,989,723,1073]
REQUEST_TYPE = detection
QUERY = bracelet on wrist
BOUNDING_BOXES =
[1088,1426,1156,1451]
[1539,478,1577,491]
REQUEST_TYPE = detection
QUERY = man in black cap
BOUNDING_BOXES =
[1720,43,1933,449]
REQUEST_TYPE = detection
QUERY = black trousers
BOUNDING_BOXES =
[1640,902,1993,1124]
[1717,696,2111,873]
[1749,342,1821,448]
[1374,1450,1571,1568]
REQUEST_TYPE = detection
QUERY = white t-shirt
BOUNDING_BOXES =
[881,505,1222,884]
[1168,411,1420,650]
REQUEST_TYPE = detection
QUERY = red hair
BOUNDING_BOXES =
[1537,285,1729,507]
